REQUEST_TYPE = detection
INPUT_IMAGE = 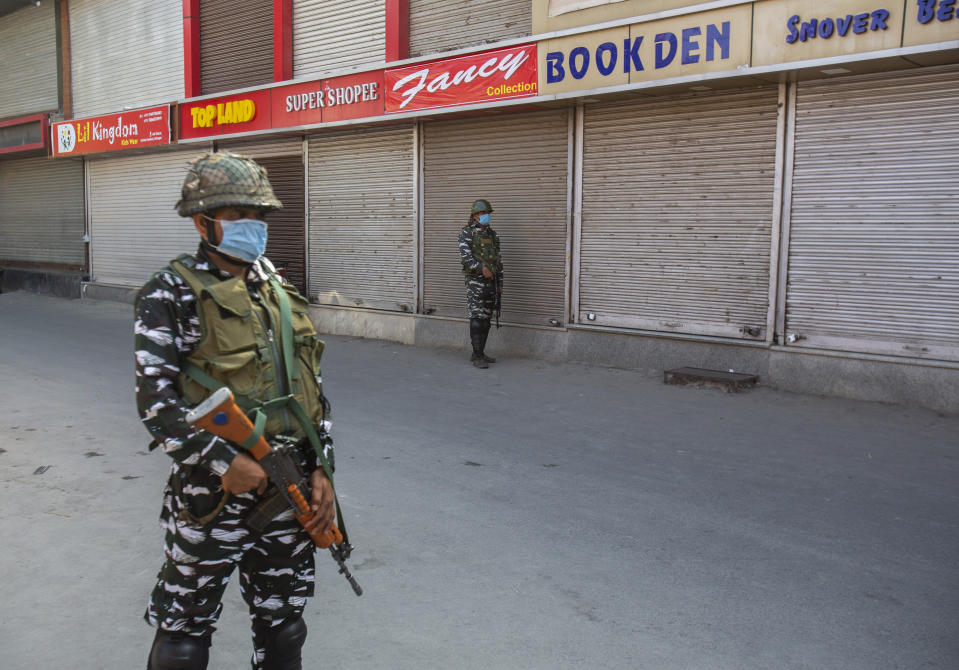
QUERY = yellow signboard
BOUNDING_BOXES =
[534,0,719,34]
[538,6,752,95]
[538,27,629,94]
[902,0,959,47]
[752,0,905,66]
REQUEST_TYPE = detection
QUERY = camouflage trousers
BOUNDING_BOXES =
[145,461,315,669]
[465,276,496,319]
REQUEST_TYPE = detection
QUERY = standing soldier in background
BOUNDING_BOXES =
[134,152,339,670]
[458,198,503,369]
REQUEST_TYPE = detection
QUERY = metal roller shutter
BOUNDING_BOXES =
[307,125,415,311]
[0,3,58,119]
[70,0,183,118]
[88,148,211,287]
[258,155,307,294]
[784,64,959,362]
[215,137,304,159]
[214,139,306,292]
[293,0,385,80]
[0,157,85,268]
[579,87,780,339]
[410,0,531,58]
[200,0,274,95]
[422,109,569,325]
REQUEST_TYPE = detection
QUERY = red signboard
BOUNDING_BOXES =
[175,44,539,140]
[51,106,170,156]
[179,88,273,140]
[384,44,538,113]
[270,71,385,128]
[317,71,385,123]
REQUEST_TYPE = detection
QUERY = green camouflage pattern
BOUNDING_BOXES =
[459,220,503,319]
[175,152,283,217]
[470,198,494,214]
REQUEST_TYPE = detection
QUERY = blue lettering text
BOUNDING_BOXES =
[706,21,731,60]
[786,9,891,43]
[655,32,678,68]
[682,27,701,65]
[546,52,565,83]
[852,12,869,33]
[624,36,644,72]
[596,42,617,75]
[939,0,956,21]
[569,46,590,79]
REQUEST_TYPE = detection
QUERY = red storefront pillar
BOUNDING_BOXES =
[182,0,201,98]
[385,0,409,62]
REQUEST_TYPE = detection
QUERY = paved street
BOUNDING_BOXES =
[0,290,957,670]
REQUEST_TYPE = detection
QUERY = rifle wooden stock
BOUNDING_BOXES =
[185,386,342,548]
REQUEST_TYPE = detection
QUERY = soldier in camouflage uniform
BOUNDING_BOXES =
[135,152,337,670]
[458,198,503,369]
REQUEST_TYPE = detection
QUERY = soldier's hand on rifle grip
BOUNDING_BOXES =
[220,452,269,495]
[481,266,494,279]
[306,469,335,534]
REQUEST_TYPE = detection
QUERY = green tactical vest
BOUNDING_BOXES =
[465,226,502,276]
[170,254,326,441]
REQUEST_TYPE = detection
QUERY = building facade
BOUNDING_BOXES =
[0,0,957,412]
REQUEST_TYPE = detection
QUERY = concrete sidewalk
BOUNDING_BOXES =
[0,291,957,669]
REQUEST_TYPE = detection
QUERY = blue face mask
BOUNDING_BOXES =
[477,213,491,226]
[214,218,268,263]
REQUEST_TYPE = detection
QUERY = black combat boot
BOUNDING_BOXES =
[469,318,488,368]
[147,629,210,670]
[258,616,307,670]
[478,318,496,363]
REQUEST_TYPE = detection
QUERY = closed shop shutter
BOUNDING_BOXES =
[0,3,58,119]
[785,64,959,362]
[200,0,274,95]
[88,148,210,287]
[214,137,304,159]
[293,0,385,80]
[579,87,779,339]
[259,155,306,294]
[70,0,183,118]
[0,156,85,268]
[307,125,415,311]
[410,0,531,58]
[422,109,569,325]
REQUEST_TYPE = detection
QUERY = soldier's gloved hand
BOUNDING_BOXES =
[306,469,335,535]
[481,266,494,279]
[220,452,269,495]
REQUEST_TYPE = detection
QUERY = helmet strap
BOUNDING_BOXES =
[201,214,220,246]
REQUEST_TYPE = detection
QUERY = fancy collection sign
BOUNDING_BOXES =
[384,44,539,113]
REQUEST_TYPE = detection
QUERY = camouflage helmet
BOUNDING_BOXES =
[175,151,282,217]
[471,198,493,215]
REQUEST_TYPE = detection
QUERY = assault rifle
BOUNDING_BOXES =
[492,274,502,329]
[186,387,363,596]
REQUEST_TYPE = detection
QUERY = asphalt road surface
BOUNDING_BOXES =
[1,291,956,669]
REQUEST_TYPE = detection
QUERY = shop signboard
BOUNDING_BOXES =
[538,6,752,95]
[753,0,905,66]
[0,114,48,156]
[271,71,385,126]
[903,0,959,46]
[181,71,385,140]
[179,89,273,141]
[50,106,170,157]
[384,44,539,113]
